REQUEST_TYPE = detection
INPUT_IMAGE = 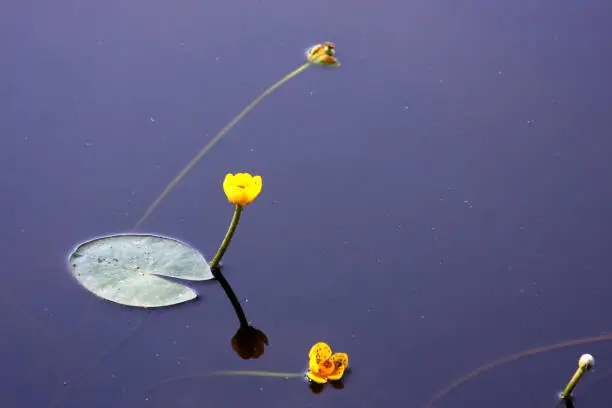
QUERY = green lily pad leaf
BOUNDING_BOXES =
[68,234,213,308]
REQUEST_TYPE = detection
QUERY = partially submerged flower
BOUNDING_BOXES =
[223,173,262,206]
[306,342,349,384]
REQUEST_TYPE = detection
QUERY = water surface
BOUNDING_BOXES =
[1,0,611,407]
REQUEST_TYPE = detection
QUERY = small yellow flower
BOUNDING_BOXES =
[222,173,262,206]
[306,342,349,384]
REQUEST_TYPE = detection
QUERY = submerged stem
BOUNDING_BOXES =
[210,205,243,269]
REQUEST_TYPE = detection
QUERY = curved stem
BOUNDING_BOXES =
[210,205,243,269]
[213,267,248,327]
[423,333,612,408]
[133,62,311,230]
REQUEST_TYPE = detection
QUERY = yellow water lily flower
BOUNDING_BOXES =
[222,173,262,206]
[306,342,349,384]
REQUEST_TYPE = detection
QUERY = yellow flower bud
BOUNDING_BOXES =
[222,173,262,206]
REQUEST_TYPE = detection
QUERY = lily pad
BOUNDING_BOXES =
[68,234,213,308]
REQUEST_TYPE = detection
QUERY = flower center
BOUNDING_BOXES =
[318,360,335,377]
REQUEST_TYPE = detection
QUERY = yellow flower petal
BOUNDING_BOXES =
[307,370,328,384]
[330,352,349,370]
[327,366,345,381]
[225,186,248,206]
[327,352,348,380]
[308,342,332,365]
[309,358,321,375]
[233,173,251,185]
[246,175,262,203]
[222,173,262,206]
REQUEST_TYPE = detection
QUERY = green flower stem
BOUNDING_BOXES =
[210,371,304,378]
[210,204,243,270]
[561,367,585,399]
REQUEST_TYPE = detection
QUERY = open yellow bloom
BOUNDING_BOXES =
[222,173,262,206]
[306,342,349,384]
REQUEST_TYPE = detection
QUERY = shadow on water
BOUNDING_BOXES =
[214,266,269,360]
[308,373,349,395]
[44,262,267,408]
[5,258,608,407]
[562,397,575,408]
[143,265,272,397]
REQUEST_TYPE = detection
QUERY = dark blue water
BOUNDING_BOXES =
[2,0,612,407]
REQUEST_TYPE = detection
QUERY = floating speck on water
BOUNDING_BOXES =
[259,388,264,392]
[63,381,68,386]
[150,117,156,123]
[155,353,160,358]
[351,333,356,339]
[171,340,177,345]
[144,397,149,401]
[84,141,93,147]
[420,315,425,319]
[185,324,190,329]
[243,297,249,303]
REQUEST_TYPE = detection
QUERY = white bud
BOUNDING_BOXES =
[578,354,595,371]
